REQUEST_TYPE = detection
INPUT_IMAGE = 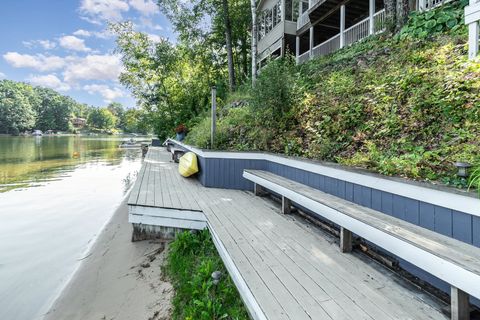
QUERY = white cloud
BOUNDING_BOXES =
[84,84,125,102]
[3,52,65,72]
[64,54,123,83]
[22,39,57,50]
[147,33,162,43]
[72,28,113,39]
[0,72,5,79]
[139,17,163,30]
[80,0,130,22]
[73,29,92,37]
[28,74,71,92]
[129,0,158,16]
[59,35,91,52]
[38,40,57,50]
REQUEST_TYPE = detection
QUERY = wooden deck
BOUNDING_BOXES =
[128,147,448,320]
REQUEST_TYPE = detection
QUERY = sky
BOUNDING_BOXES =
[0,0,175,108]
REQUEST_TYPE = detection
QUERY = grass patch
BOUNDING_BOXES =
[164,230,249,320]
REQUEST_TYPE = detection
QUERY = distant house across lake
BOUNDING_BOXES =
[72,117,86,128]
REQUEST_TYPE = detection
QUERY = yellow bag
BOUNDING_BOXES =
[178,152,199,177]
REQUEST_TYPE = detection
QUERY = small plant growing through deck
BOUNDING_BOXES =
[468,165,480,196]
[164,230,249,320]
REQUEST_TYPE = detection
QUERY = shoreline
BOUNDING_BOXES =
[42,199,173,320]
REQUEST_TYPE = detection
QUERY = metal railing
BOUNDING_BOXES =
[312,34,341,58]
[418,0,453,11]
[297,11,310,30]
[296,50,311,64]
[304,9,385,62]
[374,8,386,33]
[309,0,326,11]
[344,17,371,47]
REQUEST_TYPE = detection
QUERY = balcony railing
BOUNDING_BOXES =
[296,50,311,64]
[309,0,326,11]
[418,0,453,11]
[298,9,386,64]
[312,34,341,57]
[297,11,310,30]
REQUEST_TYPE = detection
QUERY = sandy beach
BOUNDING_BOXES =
[43,200,173,320]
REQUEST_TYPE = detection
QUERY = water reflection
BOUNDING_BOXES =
[0,135,147,320]
[0,135,148,192]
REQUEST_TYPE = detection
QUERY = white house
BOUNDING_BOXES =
[256,0,458,66]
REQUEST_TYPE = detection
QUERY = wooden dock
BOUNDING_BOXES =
[128,147,448,320]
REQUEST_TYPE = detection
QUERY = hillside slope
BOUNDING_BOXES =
[186,1,479,188]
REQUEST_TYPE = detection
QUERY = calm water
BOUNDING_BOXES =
[0,135,147,320]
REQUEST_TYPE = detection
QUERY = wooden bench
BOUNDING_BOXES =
[243,169,480,320]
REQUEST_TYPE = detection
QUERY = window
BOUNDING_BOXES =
[276,1,282,23]
[285,0,292,21]
[301,0,308,14]
[266,9,272,32]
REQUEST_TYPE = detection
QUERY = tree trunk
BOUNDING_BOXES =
[384,0,397,33]
[240,36,249,80]
[222,0,236,91]
[395,0,410,30]
[250,0,257,85]
[384,0,410,32]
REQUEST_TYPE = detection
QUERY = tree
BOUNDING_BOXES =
[33,87,74,132]
[0,80,37,134]
[107,102,125,129]
[384,0,410,32]
[250,0,257,84]
[87,108,117,131]
[222,0,236,90]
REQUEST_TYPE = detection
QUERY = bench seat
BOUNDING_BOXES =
[243,169,480,320]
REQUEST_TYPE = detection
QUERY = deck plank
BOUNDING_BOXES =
[128,148,449,320]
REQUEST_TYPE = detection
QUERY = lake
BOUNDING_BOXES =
[0,135,147,320]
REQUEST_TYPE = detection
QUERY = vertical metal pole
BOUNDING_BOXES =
[467,0,480,60]
[340,5,345,48]
[309,26,314,58]
[211,86,217,149]
[369,0,375,35]
[469,22,479,59]
[295,35,300,63]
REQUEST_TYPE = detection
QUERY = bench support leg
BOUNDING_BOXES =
[282,196,292,214]
[254,183,264,196]
[451,286,469,320]
[340,227,352,253]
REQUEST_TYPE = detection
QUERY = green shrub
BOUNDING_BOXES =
[398,0,468,39]
[165,230,249,320]
[187,28,480,189]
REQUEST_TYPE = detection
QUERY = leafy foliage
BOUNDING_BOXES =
[0,79,147,135]
[188,30,480,187]
[398,0,468,39]
[468,165,480,195]
[87,108,117,131]
[165,230,249,320]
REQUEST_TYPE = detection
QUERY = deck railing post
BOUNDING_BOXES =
[451,286,470,320]
[466,0,480,59]
[309,27,314,58]
[369,0,375,35]
[295,35,300,63]
[340,227,352,253]
[340,5,345,48]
